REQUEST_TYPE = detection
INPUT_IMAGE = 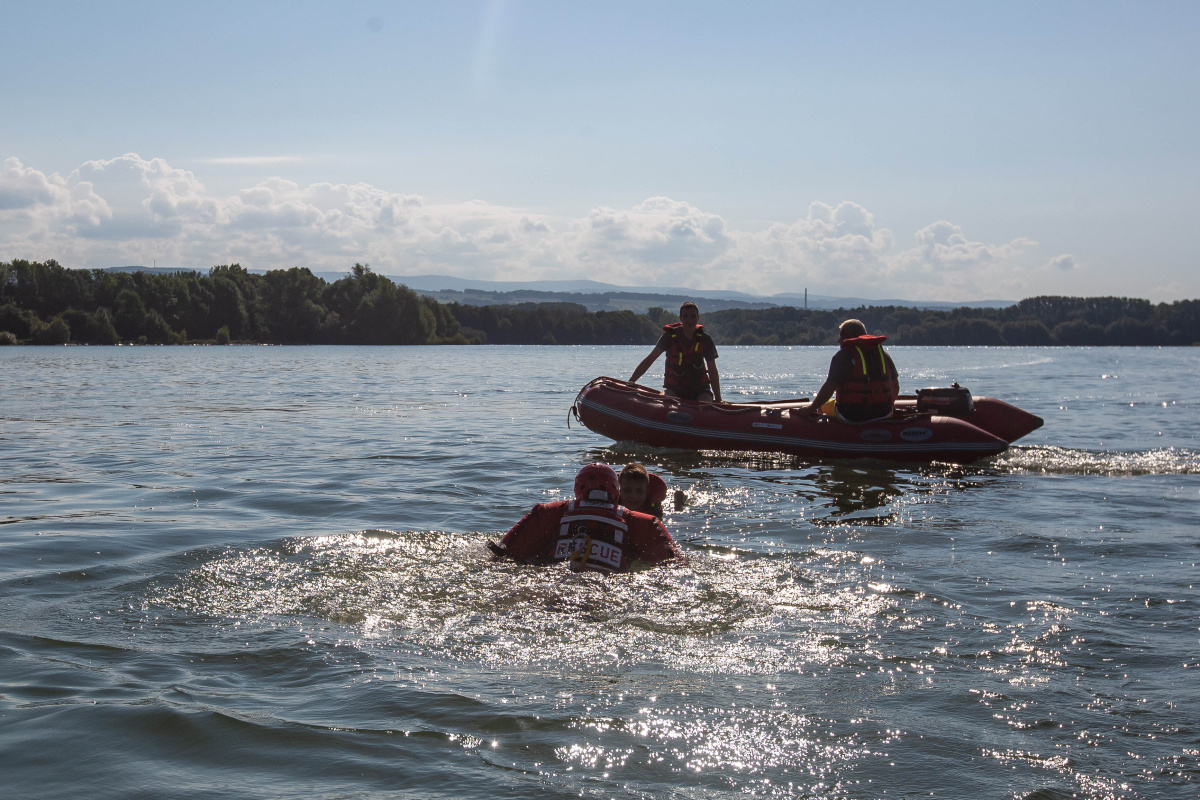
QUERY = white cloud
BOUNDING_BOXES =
[0,153,1068,300]
[711,201,897,295]
[1047,253,1077,271]
[0,157,64,212]
[202,156,303,165]
[0,157,111,230]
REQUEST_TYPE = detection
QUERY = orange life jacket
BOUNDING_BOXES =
[835,334,896,406]
[662,323,711,391]
[552,499,631,573]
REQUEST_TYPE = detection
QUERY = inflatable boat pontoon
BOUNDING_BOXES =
[571,377,1043,464]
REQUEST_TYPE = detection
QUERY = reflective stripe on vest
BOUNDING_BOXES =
[663,323,710,390]
[837,339,894,406]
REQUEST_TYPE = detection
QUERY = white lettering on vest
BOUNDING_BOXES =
[552,501,629,572]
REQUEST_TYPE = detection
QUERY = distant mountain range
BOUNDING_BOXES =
[101,266,1015,312]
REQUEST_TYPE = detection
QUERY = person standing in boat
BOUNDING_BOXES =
[628,302,722,402]
[487,463,680,573]
[805,319,900,423]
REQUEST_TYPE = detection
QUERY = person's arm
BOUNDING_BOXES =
[887,353,900,399]
[629,345,665,385]
[492,502,559,561]
[806,355,842,417]
[706,358,721,402]
[806,379,837,417]
[628,514,681,564]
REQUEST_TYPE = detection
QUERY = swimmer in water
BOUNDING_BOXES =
[619,462,687,519]
[488,463,678,573]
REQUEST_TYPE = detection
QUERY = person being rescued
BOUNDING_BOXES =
[618,462,687,520]
[488,463,680,573]
[805,319,900,423]
[628,302,722,402]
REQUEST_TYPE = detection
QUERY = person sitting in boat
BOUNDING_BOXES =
[487,463,680,573]
[805,319,900,423]
[619,462,687,519]
[628,302,722,402]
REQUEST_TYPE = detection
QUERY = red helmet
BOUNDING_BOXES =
[574,463,620,503]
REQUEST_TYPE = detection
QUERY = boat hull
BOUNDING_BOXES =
[573,378,1041,464]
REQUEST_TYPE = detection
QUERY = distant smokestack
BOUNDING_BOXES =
[804,288,807,309]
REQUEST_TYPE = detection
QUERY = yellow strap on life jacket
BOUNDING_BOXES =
[569,534,593,572]
[853,346,867,375]
[852,345,888,376]
[673,331,702,365]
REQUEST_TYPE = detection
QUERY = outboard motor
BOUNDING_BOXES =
[916,382,974,416]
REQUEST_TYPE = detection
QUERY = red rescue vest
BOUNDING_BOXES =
[663,323,711,390]
[552,499,631,573]
[835,334,896,406]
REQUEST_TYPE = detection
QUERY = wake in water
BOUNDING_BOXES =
[610,438,1200,477]
[139,524,1197,799]
[996,445,1200,475]
[151,531,891,676]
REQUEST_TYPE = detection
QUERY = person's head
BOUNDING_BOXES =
[618,463,650,510]
[574,463,620,504]
[839,319,867,341]
[679,302,700,331]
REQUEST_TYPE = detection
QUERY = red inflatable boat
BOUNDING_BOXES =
[571,377,1043,464]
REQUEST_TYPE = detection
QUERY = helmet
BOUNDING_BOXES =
[574,463,620,504]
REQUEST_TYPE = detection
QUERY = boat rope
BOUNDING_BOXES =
[570,377,612,428]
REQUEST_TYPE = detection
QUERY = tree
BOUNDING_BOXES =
[113,290,147,340]
[208,275,250,339]
[322,265,435,344]
[260,267,329,342]
[1001,319,1053,346]
[32,315,71,344]
[143,310,174,344]
[1052,319,1105,346]
[0,303,33,338]
[62,307,119,344]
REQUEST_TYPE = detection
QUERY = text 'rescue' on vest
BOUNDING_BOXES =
[553,499,631,573]
[662,322,711,392]
[835,334,896,406]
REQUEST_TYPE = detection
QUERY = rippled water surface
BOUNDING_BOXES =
[2,345,1198,799]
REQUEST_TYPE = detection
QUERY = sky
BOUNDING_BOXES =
[2,1,1198,301]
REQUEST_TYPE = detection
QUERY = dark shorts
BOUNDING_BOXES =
[665,386,714,402]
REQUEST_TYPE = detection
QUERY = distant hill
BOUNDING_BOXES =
[308,273,1015,312]
[334,273,1016,312]
[103,265,200,275]
[101,266,1014,312]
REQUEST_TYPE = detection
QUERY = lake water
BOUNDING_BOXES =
[2,345,1198,800]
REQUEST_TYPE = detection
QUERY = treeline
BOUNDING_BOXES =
[2,259,1198,346]
[698,297,1200,346]
[449,302,658,345]
[0,260,660,346]
[0,260,463,345]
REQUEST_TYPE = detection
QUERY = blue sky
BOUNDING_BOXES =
[2,1,1198,300]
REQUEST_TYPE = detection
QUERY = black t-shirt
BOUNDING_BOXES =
[824,348,854,385]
